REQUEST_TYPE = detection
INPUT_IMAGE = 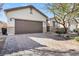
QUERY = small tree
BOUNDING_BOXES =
[47,3,79,33]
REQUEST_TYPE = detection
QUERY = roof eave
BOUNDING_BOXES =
[4,5,48,18]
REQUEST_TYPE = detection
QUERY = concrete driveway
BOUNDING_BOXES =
[1,33,79,55]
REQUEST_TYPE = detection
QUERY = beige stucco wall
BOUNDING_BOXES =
[48,20,53,32]
[0,28,2,35]
[5,7,47,35]
[7,19,15,35]
[48,19,62,32]
[6,8,46,21]
[77,24,79,28]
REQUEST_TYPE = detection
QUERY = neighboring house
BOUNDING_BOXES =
[4,5,48,35]
[48,18,79,32]
[0,21,7,35]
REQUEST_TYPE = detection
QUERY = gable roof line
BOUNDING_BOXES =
[4,5,48,18]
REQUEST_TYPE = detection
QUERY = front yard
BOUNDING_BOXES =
[0,33,79,56]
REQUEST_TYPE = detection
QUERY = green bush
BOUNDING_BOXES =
[55,28,66,34]
[74,29,78,32]
[74,28,79,35]
[74,28,79,33]
[74,36,79,41]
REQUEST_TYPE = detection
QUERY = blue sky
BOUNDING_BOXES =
[0,3,53,22]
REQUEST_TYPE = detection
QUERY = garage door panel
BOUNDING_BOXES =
[15,19,43,34]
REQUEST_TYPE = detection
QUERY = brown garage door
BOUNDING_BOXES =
[15,19,43,34]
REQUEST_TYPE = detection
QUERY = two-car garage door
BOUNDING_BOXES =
[15,19,43,34]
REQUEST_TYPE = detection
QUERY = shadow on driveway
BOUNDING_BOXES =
[0,35,47,55]
[25,33,70,41]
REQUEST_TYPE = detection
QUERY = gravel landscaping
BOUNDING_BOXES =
[4,48,79,56]
[0,33,79,56]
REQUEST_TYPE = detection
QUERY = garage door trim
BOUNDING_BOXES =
[15,19,43,34]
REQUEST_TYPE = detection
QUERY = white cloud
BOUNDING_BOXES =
[0,10,7,22]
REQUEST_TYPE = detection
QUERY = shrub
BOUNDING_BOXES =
[74,29,78,32]
[74,28,79,33]
[74,28,79,35]
[65,35,70,38]
[55,28,66,34]
[74,36,79,41]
